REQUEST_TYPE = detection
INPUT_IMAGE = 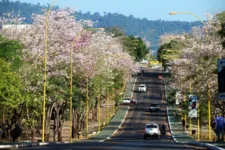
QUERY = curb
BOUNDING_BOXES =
[205,143,225,150]
[0,142,68,149]
[164,78,177,142]
[187,141,225,150]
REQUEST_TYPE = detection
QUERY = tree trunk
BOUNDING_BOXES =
[93,107,97,121]
[58,117,64,142]
[58,130,62,142]
[55,107,60,142]
[8,129,11,142]
[25,129,28,141]
[31,128,35,142]
[52,105,60,142]
[72,109,77,139]
[53,119,56,142]
[46,104,54,142]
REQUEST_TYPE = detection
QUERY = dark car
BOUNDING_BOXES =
[130,99,138,105]
[149,104,160,112]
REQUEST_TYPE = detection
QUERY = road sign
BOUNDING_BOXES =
[188,109,197,118]
[218,59,225,100]
[188,95,198,118]
[176,92,182,105]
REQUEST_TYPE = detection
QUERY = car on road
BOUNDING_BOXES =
[143,122,160,139]
[149,104,160,112]
[138,84,146,92]
[130,99,138,105]
[121,98,138,105]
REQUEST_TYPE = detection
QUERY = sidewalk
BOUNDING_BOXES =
[167,106,195,143]
[89,76,136,142]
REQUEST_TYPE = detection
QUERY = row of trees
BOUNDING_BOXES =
[157,11,225,126]
[0,9,146,142]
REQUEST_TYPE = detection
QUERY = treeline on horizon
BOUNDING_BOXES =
[0,0,202,50]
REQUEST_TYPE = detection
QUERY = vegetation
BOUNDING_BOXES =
[105,26,149,61]
[123,35,149,61]
[0,8,141,142]
[217,11,225,48]
[157,40,185,70]
[157,11,225,131]
[0,0,202,52]
[0,0,223,143]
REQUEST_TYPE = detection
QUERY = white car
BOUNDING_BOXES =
[121,98,132,105]
[144,122,160,139]
[121,98,138,105]
[138,84,146,92]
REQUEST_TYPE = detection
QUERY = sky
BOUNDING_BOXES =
[12,0,225,22]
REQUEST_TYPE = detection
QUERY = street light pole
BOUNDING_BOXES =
[197,90,200,141]
[207,82,211,141]
[98,87,101,133]
[106,89,108,123]
[169,12,207,29]
[86,76,89,139]
[189,81,192,135]
[42,0,57,142]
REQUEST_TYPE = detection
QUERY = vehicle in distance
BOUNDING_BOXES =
[138,84,146,92]
[130,99,138,105]
[144,122,160,139]
[121,98,138,105]
[149,104,160,112]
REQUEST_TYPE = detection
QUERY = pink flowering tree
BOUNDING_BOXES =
[1,8,139,141]
[2,9,92,141]
[70,29,139,136]
[166,13,225,121]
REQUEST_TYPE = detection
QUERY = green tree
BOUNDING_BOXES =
[123,35,148,61]
[0,59,25,140]
[157,40,185,70]
[217,11,225,48]
[0,36,42,142]
[0,35,24,70]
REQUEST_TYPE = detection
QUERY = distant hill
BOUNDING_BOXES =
[0,0,202,51]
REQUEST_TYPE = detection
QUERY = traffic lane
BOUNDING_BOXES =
[109,96,150,140]
[109,74,151,140]
[107,72,155,141]
[108,68,168,140]
[143,68,170,137]
[145,68,171,133]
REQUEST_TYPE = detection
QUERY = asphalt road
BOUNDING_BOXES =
[8,68,205,150]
